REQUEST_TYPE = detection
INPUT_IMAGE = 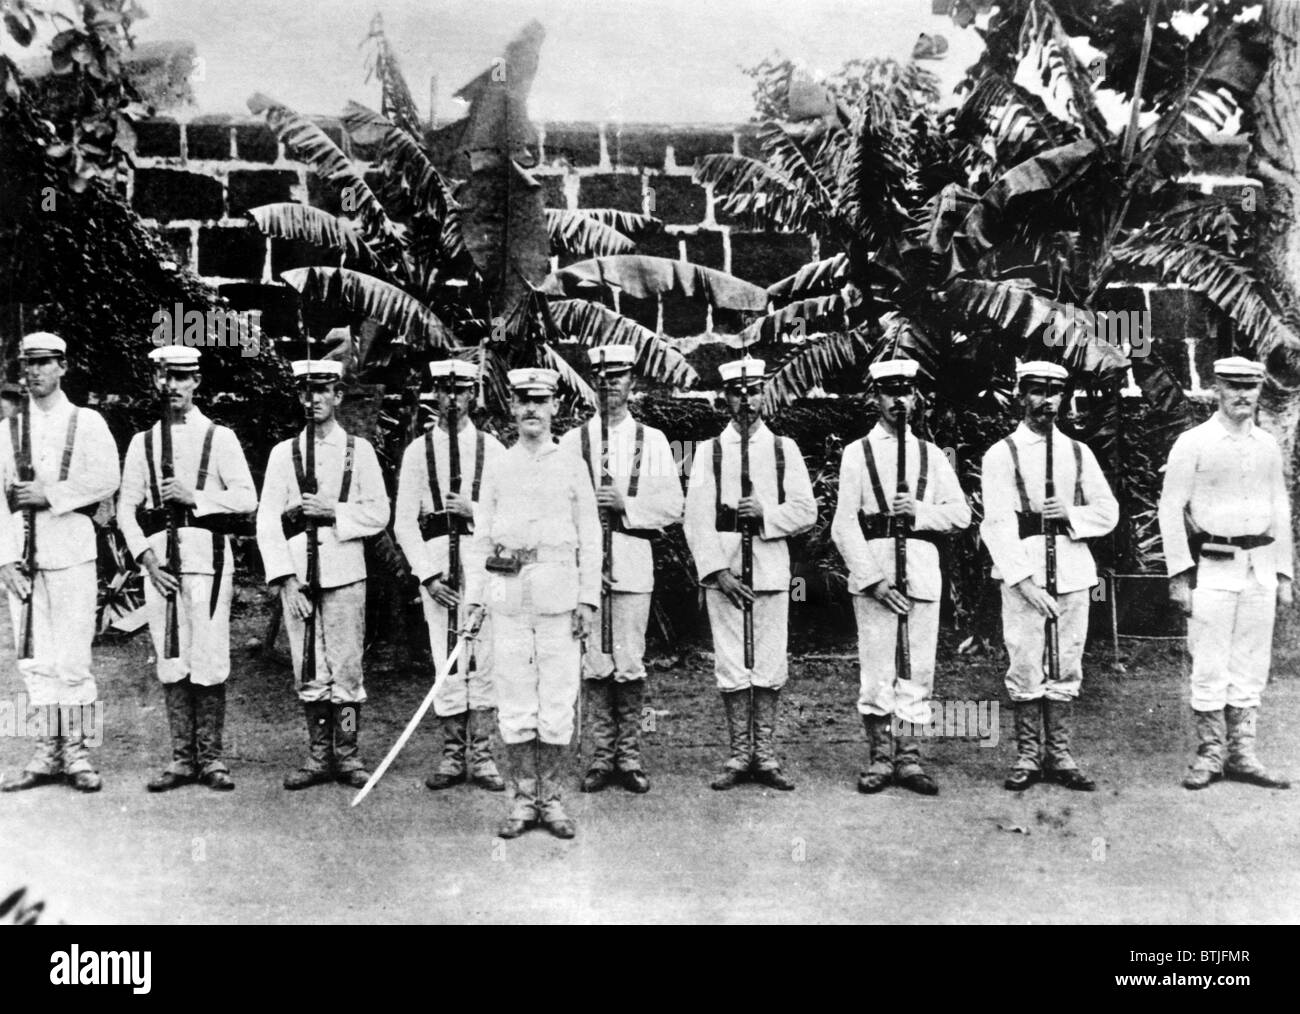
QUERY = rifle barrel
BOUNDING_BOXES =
[17,399,35,660]
[895,402,911,681]
[740,402,754,670]
[1044,423,1060,682]
[160,391,181,659]
[445,395,461,659]
[599,375,613,654]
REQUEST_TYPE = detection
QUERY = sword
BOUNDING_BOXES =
[351,610,484,807]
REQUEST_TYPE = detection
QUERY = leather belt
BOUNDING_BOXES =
[1015,511,1068,540]
[857,512,944,547]
[418,511,472,541]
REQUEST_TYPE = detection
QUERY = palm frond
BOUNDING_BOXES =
[1112,238,1300,356]
[545,299,699,388]
[760,328,872,411]
[248,93,399,248]
[547,255,768,311]
[566,208,660,236]
[694,152,821,233]
[545,210,637,257]
[340,101,455,223]
[362,15,424,140]
[247,203,388,276]
[280,266,452,349]
[733,295,847,347]
[767,254,848,301]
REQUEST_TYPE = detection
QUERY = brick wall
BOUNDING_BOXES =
[128,116,1256,394]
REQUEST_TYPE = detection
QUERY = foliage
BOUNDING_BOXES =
[0,0,151,192]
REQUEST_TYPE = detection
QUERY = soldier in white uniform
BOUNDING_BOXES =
[394,359,506,793]
[560,345,684,795]
[684,358,817,791]
[980,361,1117,792]
[831,359,971,795]
[0,332,120,793]
[118,346,257,792]
[257,360,391,790]
[1159,356,1292,791]
[466,367,602,840]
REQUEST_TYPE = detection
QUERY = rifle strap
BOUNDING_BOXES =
[58,409,78,481]
[425,429,443,512]
[472,431,485,501]
[714,430,786,518]
[1005,434,1085,513]
[291,429,355,504]
[582,420,645,498]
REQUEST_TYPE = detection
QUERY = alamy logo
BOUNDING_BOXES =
[151,303,262,357]
[49,946,151,994]
[1043,305,1151,358]
[892,699,1000,747]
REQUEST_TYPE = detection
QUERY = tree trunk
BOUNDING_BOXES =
[1253,0,1300,557]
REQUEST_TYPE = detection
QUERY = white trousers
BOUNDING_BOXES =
[7,562,98,707]
[704,589,788,691]
[491,610,581,745]
[143,564,233,687]
[284,580,367,704]
[1189,577,1275,711]
[853,595,940,725]
[1001,585,1088,702]
[583,592,650,683]
[421,586,495,716]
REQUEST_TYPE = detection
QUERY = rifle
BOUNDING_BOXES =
[894,400,911,681]
[1043,416,1060,682]
[739,397,754,670]
[159,383,181,659]
[598,354,613,654]
[444,387,460,659]
[302,385,319,687]
[16,395,35,661]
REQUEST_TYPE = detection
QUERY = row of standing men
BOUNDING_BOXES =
[0,334,1290,841]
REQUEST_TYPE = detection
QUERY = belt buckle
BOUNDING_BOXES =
[1200,541,1238,561]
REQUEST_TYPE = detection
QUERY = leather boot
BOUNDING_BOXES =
[536,740,576,839]
[62,732,102,793]
[467,709,505,792]
[580,679,618,792]
[856,714,893,793]
[284,701,334,790]
[194,683,234,791]
[613,679,650,794]
[1042,699,1095,791]
[711,690,752,790]
[751,687,795,791]
[497,740,540,839]
[1004,700,1042,791]
[148,680,198,792]
[1183,708,1225,790]
[1224,705,1291,789]
[2,735,64,792]
[425,712,469,790]
[332,703,370,788]
[894,734,938,796]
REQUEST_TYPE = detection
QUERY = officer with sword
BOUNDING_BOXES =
[980,361,1117,792]
[831,359,970,796]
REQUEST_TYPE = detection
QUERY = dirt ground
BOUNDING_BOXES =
[2,588,1298,925]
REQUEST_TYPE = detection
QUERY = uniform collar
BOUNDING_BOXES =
[30,390,69,417]
[1013,421,1058,446]
[309,422,347,446]
[869,421,916,443]
[1209,412,1260,441]
[721,419,769,444]
[592,413,635,432]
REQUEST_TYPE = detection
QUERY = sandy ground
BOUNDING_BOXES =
[1,591,1298,925]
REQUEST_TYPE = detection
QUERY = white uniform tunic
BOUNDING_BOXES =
[831,423,971,723]
[0,392,120,707]
[467,440,602,745]
[684,422,817,691]
[1158,414,1293,711]
[117,408,257,687]
[394,422,504,716]
[559,414,684,682]
[980,423,1117,702]
[257,424,390,703]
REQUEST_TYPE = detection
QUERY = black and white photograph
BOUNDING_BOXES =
[0,0,1296,949]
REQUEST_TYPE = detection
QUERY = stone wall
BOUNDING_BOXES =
[127,115,1259,394]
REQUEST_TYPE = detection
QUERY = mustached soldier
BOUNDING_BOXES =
[831,359,971,795]
[256,360,391,790]
[1159,356,1291,791]
[119,346,257,792]
[560,345,684,795]
[394,359,506,793]
[466,367,602,839]
[0,332,120,793]
[684,358,817,791]
[980,361,1117,792]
